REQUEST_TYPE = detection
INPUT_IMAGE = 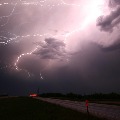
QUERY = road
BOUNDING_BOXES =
[35,97,120,120]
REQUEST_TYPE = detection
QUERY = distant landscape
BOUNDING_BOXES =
[1,92,120,101]
[39,92,120,100]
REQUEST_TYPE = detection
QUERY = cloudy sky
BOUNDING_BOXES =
[0,0,120,95]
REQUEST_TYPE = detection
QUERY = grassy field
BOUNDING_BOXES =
[0,97,107,120]
[91,100,120,106]
[47,97,120,106]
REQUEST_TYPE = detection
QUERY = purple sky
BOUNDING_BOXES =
[0,0,120,95]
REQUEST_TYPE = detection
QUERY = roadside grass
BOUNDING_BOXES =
[0,97,107,120]
[48,97,120,106]
[90,100,120,106]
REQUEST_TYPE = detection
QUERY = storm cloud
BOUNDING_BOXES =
[0,0,120,95]
[34,38,67,60]
[97,6,120,32]
[109,0,120,7]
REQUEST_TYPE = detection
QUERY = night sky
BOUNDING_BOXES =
[0,0,120,96]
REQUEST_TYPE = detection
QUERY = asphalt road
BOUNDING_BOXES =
[35,97,120,120]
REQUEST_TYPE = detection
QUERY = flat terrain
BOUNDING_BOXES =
[0,97,107,120]
[36,97,120,120]
[92,101,120,106]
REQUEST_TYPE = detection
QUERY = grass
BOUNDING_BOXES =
[48,97,120,106]
[0,97,107,120]
[92,100,120,106]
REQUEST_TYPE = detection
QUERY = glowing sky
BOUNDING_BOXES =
[0,0,120,95]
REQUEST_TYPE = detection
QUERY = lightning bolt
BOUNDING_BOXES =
[40,72,44,80]
[0,3,17,27]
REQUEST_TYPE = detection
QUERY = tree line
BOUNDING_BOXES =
[39,92,120,101]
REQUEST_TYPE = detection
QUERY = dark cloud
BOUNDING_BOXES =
[97,6,120,32]
[67,43,120,93]
[1,42,120,95]
[100,42,120,51]
[34,38,67,60]
[39,43,120,94]
[109,0,120,7]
